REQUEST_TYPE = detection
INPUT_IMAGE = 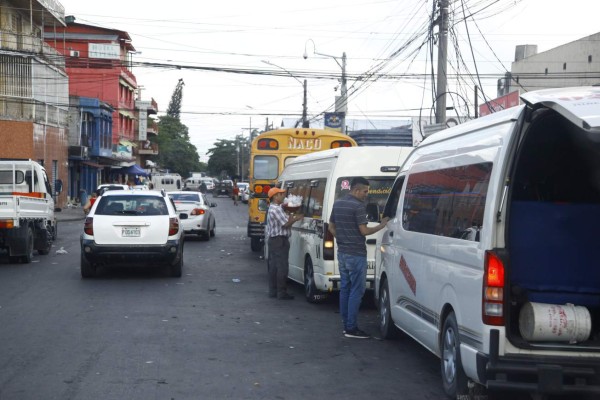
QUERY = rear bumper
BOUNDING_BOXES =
[81,238,182,265]
[480,329,600,395]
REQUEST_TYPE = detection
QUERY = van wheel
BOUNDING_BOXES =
[80,253,96,278]
[304,258,326,303]
[441,312,468,398]
[379,279,400,339]
[210,221,216,237]
[250,237,263,252]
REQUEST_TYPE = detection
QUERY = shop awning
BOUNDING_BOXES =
[119,139,138,147]
[81,161,105,169]
[119,164,149,176]
[118,110,137,120]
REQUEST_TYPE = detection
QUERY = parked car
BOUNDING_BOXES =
[80,190,185,278]
[200,177,216,193]
[96,183,129,195]
[237,182,250,204]
[168,191,216,240]
[213,179,233,197]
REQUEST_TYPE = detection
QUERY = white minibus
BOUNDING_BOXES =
[277,146,413,303]
[375,87,600,398]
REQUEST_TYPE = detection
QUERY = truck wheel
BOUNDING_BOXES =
[379,279,400,339]
[441,311,468,398]
[80,252,96,278]
[250,237,263,252]
[37,229,52,255]
[21,226,34,263]
[304,257,327,303]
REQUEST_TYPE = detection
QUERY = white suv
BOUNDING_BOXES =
[80,190,185,278]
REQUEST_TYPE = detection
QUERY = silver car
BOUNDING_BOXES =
[168,191,217,240]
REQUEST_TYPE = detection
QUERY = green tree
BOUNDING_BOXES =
[150,79,201,177]
[206,135,250,179]
[166,78,184,119]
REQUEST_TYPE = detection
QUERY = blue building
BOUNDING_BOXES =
[67,96,113,204]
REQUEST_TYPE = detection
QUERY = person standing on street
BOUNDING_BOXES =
[83,191,98,215]
[266,187,303,300]
[232,182,240,205]
[328,177,389,338]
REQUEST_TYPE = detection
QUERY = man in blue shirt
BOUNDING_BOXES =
[266,187,304,300]
[329,177,389,338]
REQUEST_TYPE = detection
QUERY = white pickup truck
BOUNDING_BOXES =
[0,160,58,263]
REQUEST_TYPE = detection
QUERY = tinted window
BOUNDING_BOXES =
[334,176,395,222]
[402,162,492,241]
[169,193,202,203]
[253,156,278,180]
[96,195,169,216]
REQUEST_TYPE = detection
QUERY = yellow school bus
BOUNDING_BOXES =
[247,127,357,251]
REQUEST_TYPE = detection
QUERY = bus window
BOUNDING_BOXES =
[253,156,278,180]
[335,177,394,222]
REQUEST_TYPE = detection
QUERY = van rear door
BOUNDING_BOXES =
[520,87,600,130]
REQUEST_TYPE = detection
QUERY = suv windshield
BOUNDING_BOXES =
[95,195,169,216]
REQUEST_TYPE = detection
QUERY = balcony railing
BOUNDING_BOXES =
[138,141,159,155]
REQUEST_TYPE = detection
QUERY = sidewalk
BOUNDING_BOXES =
[56,206,85,222]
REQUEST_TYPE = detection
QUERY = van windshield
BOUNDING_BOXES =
[334,177,394,222]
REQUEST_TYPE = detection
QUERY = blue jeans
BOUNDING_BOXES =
[338,252,367,331]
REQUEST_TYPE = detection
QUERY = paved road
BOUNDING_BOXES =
[0,195,449,400]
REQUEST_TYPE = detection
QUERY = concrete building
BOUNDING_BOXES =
[500,32,600,96]
[0,0,69,207]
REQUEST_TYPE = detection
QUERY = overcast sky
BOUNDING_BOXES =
[54,0,599,159]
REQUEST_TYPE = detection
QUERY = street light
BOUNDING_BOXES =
[261,60,308,128]
[303,39,347,133]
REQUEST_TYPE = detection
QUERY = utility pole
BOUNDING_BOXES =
[302,79,309,128]
[435,0,449,125]
[340,52,347,134]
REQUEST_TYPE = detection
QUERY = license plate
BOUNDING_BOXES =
[122,227,140,237]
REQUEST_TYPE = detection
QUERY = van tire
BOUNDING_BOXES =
[379,279,400,339]
[304,257,327,303]
[210,222,216,237]
[441,312,468,398]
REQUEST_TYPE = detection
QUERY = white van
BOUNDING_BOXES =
[150,173,183,192]
[277,146,413,303]
[375,87,600,398]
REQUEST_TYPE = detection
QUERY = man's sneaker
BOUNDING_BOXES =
[344,329,370,339]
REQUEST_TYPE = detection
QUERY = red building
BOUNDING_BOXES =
[45,16,141,163]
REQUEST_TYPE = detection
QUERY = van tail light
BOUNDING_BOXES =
[191,208,205,216]
[323,222,334,260]
[84,217,94,236]
[168,217,180,236]
[482,250,505,326]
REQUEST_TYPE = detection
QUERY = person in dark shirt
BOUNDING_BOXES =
[329,177,389,338]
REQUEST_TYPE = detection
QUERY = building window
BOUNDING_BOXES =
[544,68,548,75]
[563,62,567,70]
[589,55,592,63]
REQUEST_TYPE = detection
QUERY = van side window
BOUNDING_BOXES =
[384,176,405,219]
[287,179,310,212]
[306,179,326,217]
[402,162,492,241]
[335,176,395,222]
